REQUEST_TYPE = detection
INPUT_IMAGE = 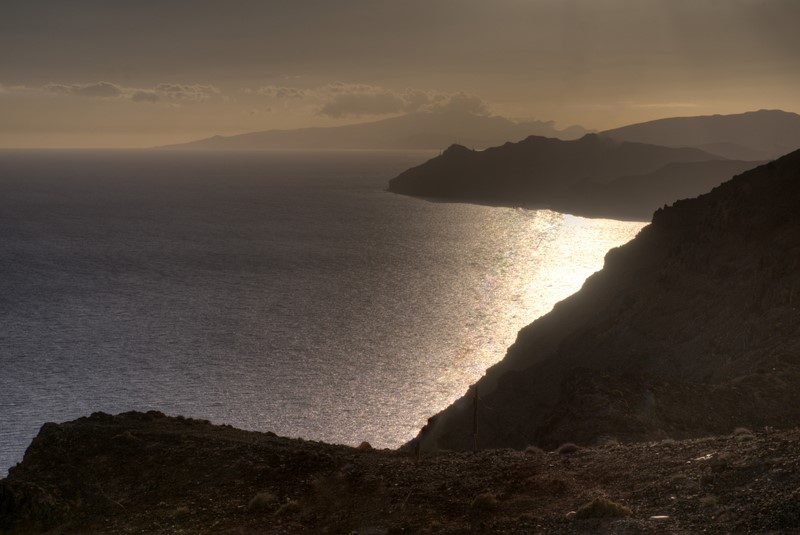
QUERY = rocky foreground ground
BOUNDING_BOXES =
[2,412,799,534]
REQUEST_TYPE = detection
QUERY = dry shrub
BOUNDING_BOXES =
[699,495,718,508]
[517,512,537,522]
[575,497,631,519]
[557,443,580,455]
[471,492,498,511]
[525,445,544,455]
[275,499,301,517]
[171,506,190,518]
[247,492,277,512]
[112,431,141,446]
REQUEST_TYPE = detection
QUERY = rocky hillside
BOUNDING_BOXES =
[388,134,735,220]
[416,149,800,452]
[557,159,765,220]
[2,412,799,534]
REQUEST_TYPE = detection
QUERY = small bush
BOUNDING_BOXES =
[599,437,620,448]
[111,431,141,446]
[275,499,301,517]
[247,492,277,512]
[517,512,537,522]
[575,497,631,519]
[171,506,190,518]
[557,443,580,455]
[699,495,718,508]
[525,445,544,455]
[471,492,498,511]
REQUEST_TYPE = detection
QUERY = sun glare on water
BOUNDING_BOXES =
[432,209,644,401]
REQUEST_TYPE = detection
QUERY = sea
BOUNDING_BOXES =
[0,149,644,475]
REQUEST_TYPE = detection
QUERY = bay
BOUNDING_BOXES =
[0,149,644,474]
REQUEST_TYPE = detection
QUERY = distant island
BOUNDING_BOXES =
[161,110,590,151]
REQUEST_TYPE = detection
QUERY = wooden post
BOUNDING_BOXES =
[472,385,479,453]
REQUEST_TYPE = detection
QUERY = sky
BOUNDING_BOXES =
[2,0,799,148]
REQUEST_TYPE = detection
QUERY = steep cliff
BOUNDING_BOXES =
[417,149,800,451]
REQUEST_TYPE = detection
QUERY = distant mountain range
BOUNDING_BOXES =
[162,111,590,150]
[601,109,800,161]
[415,148,800,451]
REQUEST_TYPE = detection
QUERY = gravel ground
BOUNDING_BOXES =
[2,412,799,534]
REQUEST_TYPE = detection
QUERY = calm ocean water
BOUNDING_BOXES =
[0,149,644,474]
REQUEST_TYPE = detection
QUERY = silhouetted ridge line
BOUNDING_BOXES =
[601,109,800,160]
[388,133,755,220]
[161,111,590,150]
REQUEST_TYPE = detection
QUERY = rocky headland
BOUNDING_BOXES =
[388,133,760,220]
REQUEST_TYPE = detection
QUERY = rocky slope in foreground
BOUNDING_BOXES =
[2,412,799,534]
[416,149,800,453]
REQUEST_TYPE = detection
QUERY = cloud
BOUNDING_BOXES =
[131,90,160,103]
[318,86,408,117]
[35,81,221,103]
[44,81,124,98]
[627,102,702,109]
[254,82,492,118]
[257,85,306,99]
[154,83,219,101]
[424,92,491,116]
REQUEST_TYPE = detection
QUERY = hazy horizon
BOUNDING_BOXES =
[2,0,799,148]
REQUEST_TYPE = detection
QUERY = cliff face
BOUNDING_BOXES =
[388,134,741,219]
[417,149,800,451]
